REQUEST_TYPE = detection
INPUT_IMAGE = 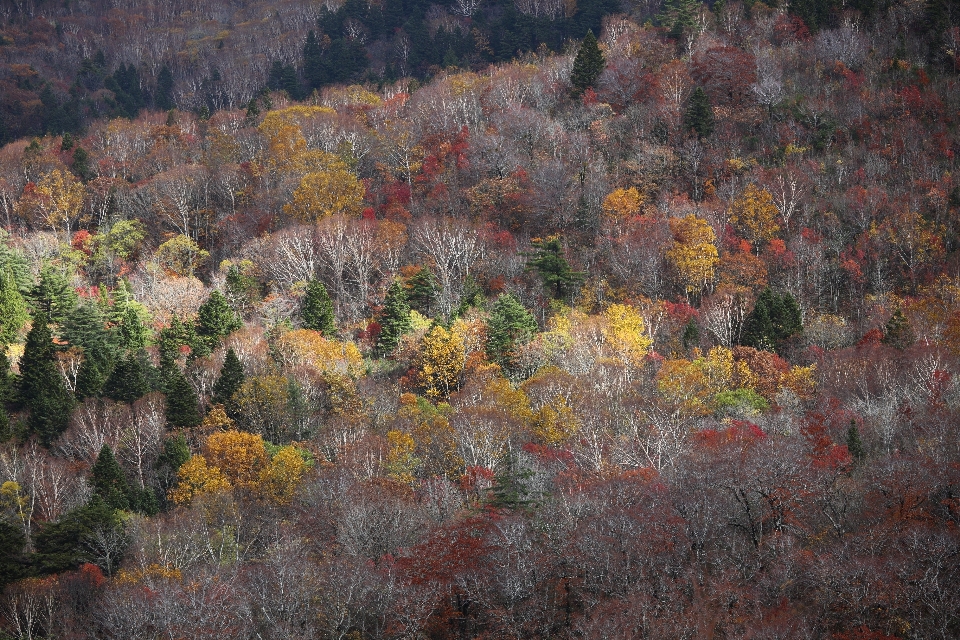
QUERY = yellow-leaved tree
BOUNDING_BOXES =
[168,454,231,506]
[16,169,86,235]
[602,187,644,234]
[274,328,364,378]
[666,214,719,300]
[417,324,465,400]
[602,303,653,365]
[729,184,780,252]
[283,162,365,222]
[259,445,310,505]
[203,430,269,489]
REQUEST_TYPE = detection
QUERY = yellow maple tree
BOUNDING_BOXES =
[602,303,653,365]
[283,163,365,222]
[168,454,231,506]
[729,184,781,251]
[666,215,719,299]
[417,325,465,400]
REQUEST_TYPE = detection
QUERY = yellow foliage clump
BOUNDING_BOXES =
[203,430,269,489]
[781,364,817,400]
[417,325,465,400]
[602,303,652,364]
[283,164,365,222]
[667,215,719,298]
[602,187,644,232]
[384,430,421,484]
[275,329,364,378]
[259,445,309,505]
[729,184,781,250]
[530,395,580,445]
[168,454,231,506]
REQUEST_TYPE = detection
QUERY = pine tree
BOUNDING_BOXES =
[0,518,28,587]
[212,348,245,407]
[90,444,130,511]
[882,309,913,350]
[486,293,538,370]
[0,267,28,346]
[29,265,79,327]
[740,288,802,353]
[684,87,715,139]
[405,267,436,315]
[377,280,412,356]
[19,311,75,445]
[164,367,201,429]
[301,279,336,336]
[526,236,584,300]
[196,290,241,353]
[570,30,605,98]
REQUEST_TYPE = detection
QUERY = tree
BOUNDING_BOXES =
[102,352,151,403]
[212,348,245,408]
[30,265,78,327]
[684,87,714,139]
[417,324,465,400]
[0,266,28,345]
[667,215,719,300]
[283,164,365,222]
[164,368,201,429]
[486,294,538,370]
[90,445,130,511]
[405,266,437,315]
[19,310,75,445]
[847,420,865,462]
[196,290,241,353]
[526,236,584,300]
[882,308,914,350]
[377,280,412,356]
[740,287,802,352]
[570,31,606,98]
[32,496,124,575]
[729,184,781,251]
[0,518,28,587]
[301,279,336,336]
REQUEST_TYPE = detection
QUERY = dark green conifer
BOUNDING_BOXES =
[0,518,28,587]
[29,265,78,327]
[882,309,913,350]
[90,444,130,511]
[301,279,336,336]
[164,368,201,429]
[102,352,151,403]
[19,311,75,445]
[0,267,28,346]
[740,288,802,353]
[196,290,241,353]
[684,87,715,139]
[405,267,437,315]
[526,236,584,300]
[486,293,538,370]
[32,496,124,575]
[377,280,412,356]
[847,420,865,463]
[212,348,245,407]
[570,30,605,98]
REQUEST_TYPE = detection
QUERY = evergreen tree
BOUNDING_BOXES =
[684,87,715,139]
[487,452,535,511]
[486,293,538,370]
[63,300,115,398]
[158,316,201,369]
[90,444,130,511]
[0,267,28,346]
[164,367,201,429]
[196,290,241,353]
[109,280,150,353]
[405,266,437,315]
[102,352,151,403]
[882,309,914,350]
[0,518,28,587]
[32,496,124,575]
[30,265,78,327]
[19,311,75,445]
[212,348,245,407]
[301,279,336,335]
[847,420,865,463]
[377,280,412,356]
[155,434,190,505]
[155,65,174,110]
[526,236,584,300]
[570,30,605,98]
[740,288,802,353]
[0,352,13,442]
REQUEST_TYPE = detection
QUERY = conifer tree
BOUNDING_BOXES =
[377,280,412,356]
[526,236,584,300]
[301,279,336,336]
[102,352,151,403]
[212,348,245,407]
[32,496,124,575]
[882,309,913,350]
[0,352,12,442]
[684,87,715,139]
[740,288,802,352]
[847,420,865,463]
[64,301,114,399]
[0,267,28,346]
[570,30,605,98]
[29,265,78,327]
[90,444,130,511]
[0,518,27,587]
[196,290,241,353]
[486,293,538,370]
[405,267,437,315]
[164,367,201,429]
[19,310,75,445]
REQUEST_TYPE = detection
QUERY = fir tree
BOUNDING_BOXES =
[0,267,28,346]
[684,87,715,139]
[847,420,865,463]
[377,280,412,356]
[0,518,28,587]
[487,452,535,511]
[63,301,115,398]
[196,290,241,353]
[90,444,130,511]
[164,367,201,429]
[155,434,190,503]
[32,496,124,575]
[19,311,75,445]
[102,352,151,403]
[405,267,436,315]
[212,348,245,407]
[486,293,538,370]
[570,30,605,98]
[882,309,913,350]
[526,236,584,300]
[29,265,78,327]
[740,288,802,353]
[301,279,336,336]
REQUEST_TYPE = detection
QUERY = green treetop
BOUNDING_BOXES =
[212,347,245,408]
[684,87,715,139]
[301,279,336,336]
[195,290,242,354]
[526,236,584,300]
[486,293,538,370]
[90,444,130,511]
[19,310,75,445]
[377,279,412,356]
[0,267,28,346]
[570,30,605,98]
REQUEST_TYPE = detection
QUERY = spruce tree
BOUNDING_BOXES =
[882,309,913,350]
[164,367,201,429]
[29,265,79,327]
[90,444,130,511]
[0,518,28,587]
[64,301,115,399]
[212,348,245,407]
[486,293,538,370]
[102,352,151,403]
[740,288,802,353]
[301,279,336,336]
[406,267,437,315]
[377,280,412,356]
[32,496,123,575]
[0,267,28,346]
[684,87,715,139]
[196,290,241,353]
[19,311,75,445]
[847,420,865,463]
[570,30,605,98]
